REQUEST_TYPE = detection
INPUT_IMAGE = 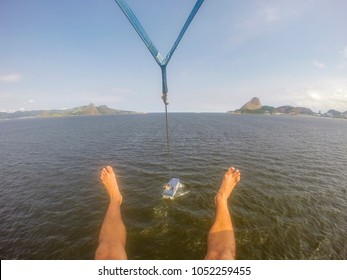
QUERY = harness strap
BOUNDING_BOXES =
[114,0,204,104]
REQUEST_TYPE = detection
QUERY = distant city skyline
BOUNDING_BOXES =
[1,0,347,113]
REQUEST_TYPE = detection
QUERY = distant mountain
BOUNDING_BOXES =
[275,105,315,115]
[228,97,345,118]
[322,109,343,118]
[0,103,140,120]
[240,97,262,111]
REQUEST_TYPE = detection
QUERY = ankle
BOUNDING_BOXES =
[109,194,122,205]
[215,192,228,205]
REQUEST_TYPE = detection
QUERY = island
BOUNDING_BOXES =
[0,103,142,120]
[228,97,347,119]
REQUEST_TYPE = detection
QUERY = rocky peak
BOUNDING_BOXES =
[241,97,262,111]
[80,103,100,115]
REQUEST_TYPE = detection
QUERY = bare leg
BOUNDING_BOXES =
[95,166,127,260]
[205,167,240,260]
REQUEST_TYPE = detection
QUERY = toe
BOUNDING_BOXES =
[227,167,235,175]
[106,166,114,175]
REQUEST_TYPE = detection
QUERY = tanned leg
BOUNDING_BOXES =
[95,166,127,260]
[205,167,240,260]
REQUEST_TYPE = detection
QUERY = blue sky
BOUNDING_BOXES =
[1,0,347,113]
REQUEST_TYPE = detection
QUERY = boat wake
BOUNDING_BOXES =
[174,185,190,198]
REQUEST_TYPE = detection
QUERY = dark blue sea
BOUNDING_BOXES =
[0,114,346,259]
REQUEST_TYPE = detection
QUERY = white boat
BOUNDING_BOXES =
[162,178,183,199]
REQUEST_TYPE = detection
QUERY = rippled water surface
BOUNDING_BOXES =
[0,114,346,259]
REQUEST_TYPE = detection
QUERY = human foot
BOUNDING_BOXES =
[100,166,122,204]
[216,167,240,203]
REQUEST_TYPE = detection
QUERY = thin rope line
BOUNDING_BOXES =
[164,103,171,179]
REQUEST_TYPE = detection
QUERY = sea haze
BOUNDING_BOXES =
[0,114,346,259]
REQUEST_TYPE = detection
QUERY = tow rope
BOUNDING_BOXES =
[114,0,204,177]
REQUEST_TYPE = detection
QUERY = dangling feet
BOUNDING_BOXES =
[215,167,240,204]
[100,166,123,205]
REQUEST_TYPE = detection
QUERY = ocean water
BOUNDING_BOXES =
[0,114,346,260]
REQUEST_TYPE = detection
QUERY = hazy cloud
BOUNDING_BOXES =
[0,74,22,82]
[261,6,281,22]
[313,61,325,69]
[342,46,347,59]
[288,81,347,112]
[229,2,303,48]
